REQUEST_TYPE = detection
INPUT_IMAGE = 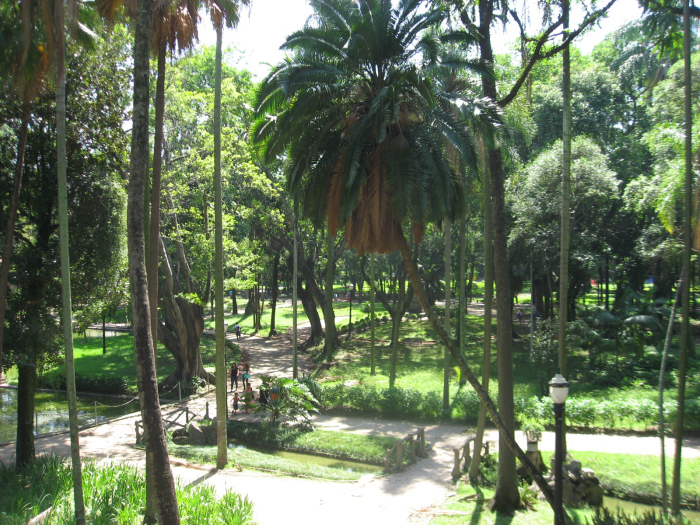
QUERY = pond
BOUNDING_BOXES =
[0,387,140,442]
[228,439,384,474]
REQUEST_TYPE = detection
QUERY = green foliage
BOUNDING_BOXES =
[587,507,688,525]
[0,457,254,524]
[254,374,319,426]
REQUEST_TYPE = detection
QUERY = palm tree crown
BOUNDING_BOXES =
[252,0,487,254]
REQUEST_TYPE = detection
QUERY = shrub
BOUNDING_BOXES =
[421,391,442,420]
[587,507,688,525]
[454,389,481,422]
[379,387,423,417]
[566,397,597,428]
[345,386,380,412]
[321,384,345,408]
[298,375,323,405]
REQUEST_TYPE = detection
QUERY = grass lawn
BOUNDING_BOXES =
[434,450,700,524]
[201,300,389,334]
[32,334,222,395]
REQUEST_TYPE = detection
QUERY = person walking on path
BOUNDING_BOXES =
[230,362,239,391]
[242,363,251,389]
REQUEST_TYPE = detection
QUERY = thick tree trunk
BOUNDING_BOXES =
[128,2,180,521]
[158,238,212,386]
[396,229,552,507]
[0,101,29,384]
[470,138,493,483]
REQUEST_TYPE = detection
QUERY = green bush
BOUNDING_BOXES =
[344,386,381,412]
[454,389,481,421]
[379,386,423,417]
[421,391,442,420]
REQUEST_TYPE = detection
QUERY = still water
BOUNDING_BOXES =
[228,440,384,474]
[0,388,139,442]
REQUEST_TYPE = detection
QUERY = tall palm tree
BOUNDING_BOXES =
[129,0,181,521]
[252,0,554,505]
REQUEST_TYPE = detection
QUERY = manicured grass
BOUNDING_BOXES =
[226,420,397,465]
[202,300,388,334]
[539,451,700,509]
[36,334,222,395]
[433,451,700,524]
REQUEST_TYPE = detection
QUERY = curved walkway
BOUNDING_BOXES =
[1,328,699,524]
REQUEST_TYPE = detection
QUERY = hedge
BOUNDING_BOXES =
[310,379,700,430]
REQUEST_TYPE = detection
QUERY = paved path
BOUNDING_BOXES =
[2,328,700,524]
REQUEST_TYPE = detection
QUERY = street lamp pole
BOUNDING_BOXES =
[550,373,570,525]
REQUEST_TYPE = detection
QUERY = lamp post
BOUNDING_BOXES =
[549,373,570,525]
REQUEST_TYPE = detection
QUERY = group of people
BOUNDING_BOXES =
[229,361,254,415]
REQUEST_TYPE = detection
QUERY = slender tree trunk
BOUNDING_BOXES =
[672,0,692,513]
[443,220,451,416]
[55,2,86,520]
[269,253,279,336]
[470,138,493,483]
[459,214,466,386]
[559,0,571,380]
[325,230,335,362]
[149,41,166,365]
[396,230,553,508]
[389,273,405,387]
[129,1,180,521]
[213,23,227,470]
[103,314,107,355]
[659,270,682,514]
[0,101,30,384]
[370,253,376,376]
[293,200,298,378]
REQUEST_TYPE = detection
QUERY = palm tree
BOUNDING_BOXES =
[128,0,181,521]
[252,0,555,505]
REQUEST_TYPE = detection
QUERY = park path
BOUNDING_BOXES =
[1,322,700,524]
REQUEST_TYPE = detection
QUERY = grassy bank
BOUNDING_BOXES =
[226,420,397,465]
[168,441,366,481]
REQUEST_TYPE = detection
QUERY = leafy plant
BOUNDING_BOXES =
[254,374,319,426]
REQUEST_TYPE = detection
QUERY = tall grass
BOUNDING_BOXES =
[0,457,254,524]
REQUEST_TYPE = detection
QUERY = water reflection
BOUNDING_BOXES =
[0,388,139,442]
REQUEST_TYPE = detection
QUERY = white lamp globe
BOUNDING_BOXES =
[549,373,570,405]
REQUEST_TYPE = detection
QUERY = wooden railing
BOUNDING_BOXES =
[452,434,492,480]
[384,428,427,473]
